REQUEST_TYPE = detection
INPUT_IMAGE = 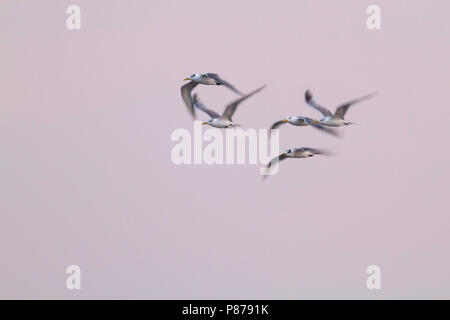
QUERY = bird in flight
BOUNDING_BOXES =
[269,116,339,137]
[305,90,377,127]
[181,73,244,119]
[266,147,329,168]
[193,85,267,128]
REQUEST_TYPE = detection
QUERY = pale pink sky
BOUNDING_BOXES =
[1,0,449,299]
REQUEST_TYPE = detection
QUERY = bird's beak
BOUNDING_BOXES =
[282,119,288,123]
[201,122,208,125]
[184,78,190,81]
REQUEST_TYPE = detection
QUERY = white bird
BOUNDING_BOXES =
[262,147,329,180]
[181,73,244,119]
[305,90,377,127]
[266,147,329,169]
[270,116,339,137]
[267,148,328,167]
[193,85,267,128]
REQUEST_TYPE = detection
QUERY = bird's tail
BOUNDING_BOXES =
[313,148,333,156]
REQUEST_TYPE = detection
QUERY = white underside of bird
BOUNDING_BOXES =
[285,148,316,158]
[202,118,238,128]
[316,116,351,127]
[187,75,220,85]
[285,116,311,126]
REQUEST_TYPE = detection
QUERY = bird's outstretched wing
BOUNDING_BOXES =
[334,92,377,119]
[192,94,221,119]
[221,85,267,121]
[304,118,340,137]
[270,119,288,131]
[310,123,340,137]
[206,73,244,95]
[304,90,333,117]
[180,81,199,119]
[266,152,288,168]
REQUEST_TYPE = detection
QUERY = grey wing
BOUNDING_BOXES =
[270,119,288,131]
[304,90,333,117]
[334,92,377,119]
[192,94,221,119]
[267,152,288,168]
[221,85,267,121]
[181,81,199,119]
[304,118,340,137]
[206,73,243,95]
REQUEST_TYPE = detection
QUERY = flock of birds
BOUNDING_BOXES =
[180,73,376,175]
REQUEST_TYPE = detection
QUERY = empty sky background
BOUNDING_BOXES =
[1,0,449,299]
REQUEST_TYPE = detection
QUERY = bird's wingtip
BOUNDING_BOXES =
[318,149,333,156]
[305,89,312,101]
